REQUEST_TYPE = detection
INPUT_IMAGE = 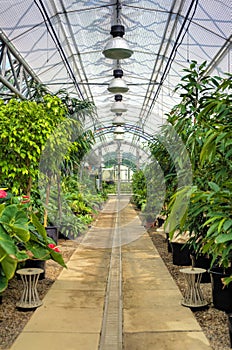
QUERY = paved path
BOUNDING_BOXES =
[10,196,212,350]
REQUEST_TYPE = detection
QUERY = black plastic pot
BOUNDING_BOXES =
[165,232,172,253]
[209,267,232,313]
[194,254,211,283]
[24,259,46,280]
[228,313,232,348]
[46,226,59,244]
[171,242,192,266]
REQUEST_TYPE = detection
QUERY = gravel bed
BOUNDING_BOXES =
[149,229,231,350]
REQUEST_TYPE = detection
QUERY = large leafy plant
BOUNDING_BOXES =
[0,96,66,195]
[164,62,231,282]
[131,170,147,209]
[0,190,66,292]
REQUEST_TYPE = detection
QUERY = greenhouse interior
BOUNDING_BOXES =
[0,1,231,349]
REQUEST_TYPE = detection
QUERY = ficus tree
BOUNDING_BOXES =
[0,95,67,195]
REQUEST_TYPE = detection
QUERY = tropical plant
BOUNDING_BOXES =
[163,62,231,283]
[0,189,66,292]
[38,103,95,228]
[0,90,95,234]
[131,170,147,209]
[0,95,66,195]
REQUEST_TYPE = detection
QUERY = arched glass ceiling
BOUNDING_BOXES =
[0,0,231,157]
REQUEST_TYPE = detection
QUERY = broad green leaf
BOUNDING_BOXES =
[0,225,17,256]
[215,233,232,244]
[50,250,66,268]
[208,182,220,192]
[206,222,220,236]
[0,275,8,293]
[30,212,48,241]
[25,241,49,260]
[15,250,30,261]
[217,218,226,233]
[223,220,232,232]
[203,216,222,226]
[0,251,17,279]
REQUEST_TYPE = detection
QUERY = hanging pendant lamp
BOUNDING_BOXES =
[103,25,133,60]
[111,94,127,113]
[114,133,124,141]
[114,125,125,134]
[112,112,125,126]
[108,68,129,93]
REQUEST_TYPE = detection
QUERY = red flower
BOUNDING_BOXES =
[48,243,60,253]
[48,243,56,249]
[54,247,61,253]
[0,190,7,198]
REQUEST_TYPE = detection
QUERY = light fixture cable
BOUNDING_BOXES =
[116,0,122,24]
[34,0,85,100]
[142,0,199,125]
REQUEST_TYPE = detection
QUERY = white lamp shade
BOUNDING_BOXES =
[114,126,125,134]
[112,114,125,125]
[114,133,124,141]
[108,77,129,93]
[111,101,127,113]
[103,37,133,60]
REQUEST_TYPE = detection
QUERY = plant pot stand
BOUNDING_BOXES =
[16,268,44,309]
[180,267,208,308]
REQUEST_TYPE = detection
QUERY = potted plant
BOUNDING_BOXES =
[0,189,66,293]
[163,63,231,311]
[0,92,94,242]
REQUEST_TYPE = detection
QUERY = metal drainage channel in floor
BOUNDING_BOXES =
[99,196,123,350]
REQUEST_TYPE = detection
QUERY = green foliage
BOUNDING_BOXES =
[0,193,66,292]
[148,128,177,212]
[102,181,116,194]
[163,62,231,280]
[131,170,147,209]
[45,174,106,238]
[0,95,66,194]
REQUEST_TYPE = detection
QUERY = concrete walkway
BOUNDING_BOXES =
[10,197,212,350]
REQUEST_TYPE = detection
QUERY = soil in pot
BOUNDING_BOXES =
[209,267,232,313]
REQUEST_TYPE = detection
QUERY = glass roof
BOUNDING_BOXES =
[0,0,231,164]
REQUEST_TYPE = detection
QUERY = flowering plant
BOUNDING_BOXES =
[0,189,66,292]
